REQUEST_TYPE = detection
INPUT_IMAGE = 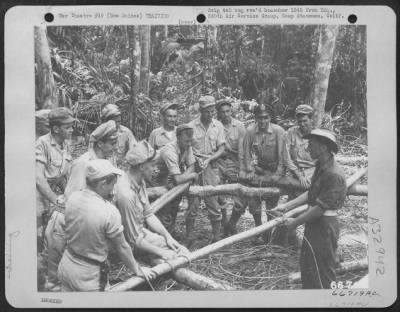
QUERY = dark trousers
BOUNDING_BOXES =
[300,216,340,289]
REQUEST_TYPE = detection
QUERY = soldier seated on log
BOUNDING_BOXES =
[153,124,199,239]
[58,159,155,291]
[115,141,189,264]
[237,103,286,245]
[273,129,347,289]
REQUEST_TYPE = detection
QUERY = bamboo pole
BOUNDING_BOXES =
[288,258,368,283]
[108,204,309,291]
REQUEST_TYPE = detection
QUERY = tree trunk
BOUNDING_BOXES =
[126,26,137,131]
[34,26,58,109]
[139,25,151,96]
[311,25,339,128]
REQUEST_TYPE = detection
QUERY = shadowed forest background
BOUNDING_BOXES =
[35,24,367,150]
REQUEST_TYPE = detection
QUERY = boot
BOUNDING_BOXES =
[184,218,196,249]
[210,220,223,243]
[224,210,241,237]
[251,213,265,245]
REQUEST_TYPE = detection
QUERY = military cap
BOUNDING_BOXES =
[198,95,216,109]
[253,103,271,117]
[101,104,121,121]
[86,159,123,181]
[176,123,193,136]
[48,107,75,125]
[215,99,232,111]
[125,140,160,167]
[160,102,179,116]
[89,120,118,146]
[295,104,314,116]
[304,128,339,154]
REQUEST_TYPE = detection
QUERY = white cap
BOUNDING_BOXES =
[86,159,123,181]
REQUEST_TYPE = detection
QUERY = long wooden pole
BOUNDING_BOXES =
[110,168,368,291]
[148,181,367,212]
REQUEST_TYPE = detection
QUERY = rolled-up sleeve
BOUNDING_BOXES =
[35,140,47,164]
[316,173,347,210]
[274,127,286,176]
[105,206,124,239]
[283,129,298,172]
[161,147,181,176]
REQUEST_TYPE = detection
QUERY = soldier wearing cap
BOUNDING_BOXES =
[239,103,286,244]
[35,109,51,140]
[64,120,119,199]
[149,102,179,150]
[187,95,226,243]
[274,129,347,289]
[115,141,188,262]
[283,104,316,191]
[101,104,136,169]
[214,99,247,236]
[58,159,155,291]
[155,124,199,236]
[36,107,74,290]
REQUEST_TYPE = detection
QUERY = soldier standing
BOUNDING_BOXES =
[187,96,226,244]
[36,108,74,290]
[240,103,286,244]
[274,129,347,289]
[214,99,247,236]
[149,103,179,149]
[156,124,199,236]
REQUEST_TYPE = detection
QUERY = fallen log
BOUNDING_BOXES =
[288,258,368,283]
[108,204,309,291]
[150,182,191,214]
[149,182,367,207]
[172,267,235,290]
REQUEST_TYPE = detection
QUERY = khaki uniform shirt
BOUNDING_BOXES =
[284,126,316,172]
[149,126,176,149]
[36,133,72,213]
[188,117,226,156]
[116,125,136,167]
[65,189,124,263]
[157,141,196,186]
[115,173,154,247]
[308,157,347,211]
[242,122,285,175]
[221,118,245,161]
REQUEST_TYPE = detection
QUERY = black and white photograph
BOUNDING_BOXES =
[34,21,369,292]
[4,5,396,308]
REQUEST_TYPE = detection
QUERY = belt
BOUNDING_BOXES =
[67,247,109,291]
[323,210,338,217]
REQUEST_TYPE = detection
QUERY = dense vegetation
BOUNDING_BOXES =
[35,25,366,141]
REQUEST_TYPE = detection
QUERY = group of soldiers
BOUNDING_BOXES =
[36,95,347,291]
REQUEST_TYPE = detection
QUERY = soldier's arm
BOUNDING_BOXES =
[111,232,143,275]
[172,164,197,185]
[274,127,286,177]
[36,161,57,204]
[283,130,299,175]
